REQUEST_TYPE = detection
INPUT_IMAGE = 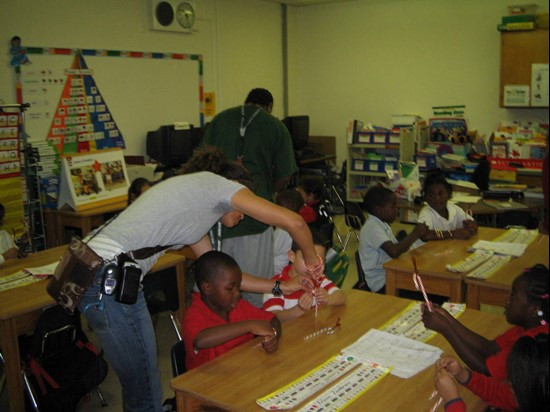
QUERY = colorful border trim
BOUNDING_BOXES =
[23,47,205,126]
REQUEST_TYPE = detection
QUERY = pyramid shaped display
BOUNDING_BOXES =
[47,53,125,154]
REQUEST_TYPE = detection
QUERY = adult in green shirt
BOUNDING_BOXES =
[202,88,298,307]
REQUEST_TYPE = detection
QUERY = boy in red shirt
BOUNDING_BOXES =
[182,251,281,370]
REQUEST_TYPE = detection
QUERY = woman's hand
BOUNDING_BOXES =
[304,255,325,280]
[280,274,314,294]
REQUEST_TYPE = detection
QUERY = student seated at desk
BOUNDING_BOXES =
[263,230,346,322]
[358,186,428,293]
[296,175,329,229]
[273,189,305,276]
[0,203,18,265]
[422,265,549,382]
[182,251,281,370]
[433,333,549,412]
[414,172,477,248]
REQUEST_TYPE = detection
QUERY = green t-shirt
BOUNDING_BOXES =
[202,105,298,238]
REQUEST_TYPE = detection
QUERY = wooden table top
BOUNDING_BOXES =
[397,197,544,215]
[0,246,186,321]
[170,290,510,411]
[384,227,505,279]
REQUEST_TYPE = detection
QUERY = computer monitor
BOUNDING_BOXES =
[146,125,204,167]
[283,116,309,150]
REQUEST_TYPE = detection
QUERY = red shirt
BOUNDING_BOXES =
[299,204,317,223]
[465,370,517,411]
[486,324,549,379]
[182,292,275,370]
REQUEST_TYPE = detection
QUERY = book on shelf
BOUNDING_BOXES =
[497,22,536,31]
[502,14,537,24]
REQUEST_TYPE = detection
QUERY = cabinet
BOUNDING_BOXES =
[346,128,415,202]
[500,29,549,108]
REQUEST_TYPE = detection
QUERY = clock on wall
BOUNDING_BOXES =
[152,0,196,33]
[176,2,195,30]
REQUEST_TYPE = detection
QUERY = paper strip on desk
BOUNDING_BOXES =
[471,240,527,257]
[256,355,361,410]
[341,329,442,379]
[0,270,44,292]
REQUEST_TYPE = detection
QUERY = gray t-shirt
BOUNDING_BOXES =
[88,172,244,274]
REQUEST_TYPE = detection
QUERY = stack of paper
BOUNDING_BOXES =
[470,240,527,257]
[341,329,442,378]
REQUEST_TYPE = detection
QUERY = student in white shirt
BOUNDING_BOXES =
[358,186,427,293]
[414,172,478,248]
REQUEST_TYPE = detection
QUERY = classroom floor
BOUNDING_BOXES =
[0,214,502,411]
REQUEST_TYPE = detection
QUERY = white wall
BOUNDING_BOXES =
[0,0,285,155]
[287,0,550,164]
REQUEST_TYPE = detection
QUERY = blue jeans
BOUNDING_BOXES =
[78,272,163,412]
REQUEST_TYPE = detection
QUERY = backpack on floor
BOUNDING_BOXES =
[21,305,108,412]
[324,246,350,288]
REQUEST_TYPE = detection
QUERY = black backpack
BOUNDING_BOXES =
[21,305,108,411]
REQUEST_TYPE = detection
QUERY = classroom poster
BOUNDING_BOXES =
[46,53,125,155]
[0,112,22,178]
[57,148,129,211]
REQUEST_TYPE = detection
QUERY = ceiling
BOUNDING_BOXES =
[263,0,355,7]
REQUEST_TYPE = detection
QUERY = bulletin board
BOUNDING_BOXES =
[19,47,204,155]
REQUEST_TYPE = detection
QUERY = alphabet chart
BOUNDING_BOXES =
[494,228,539,246]
[466,255,512,279]
[256,355,361,410]
[380,301,466,342]
[296,362,391,412]
[0,270,44,292]
[446,249,494,273]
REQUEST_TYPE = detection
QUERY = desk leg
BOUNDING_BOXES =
[81,217,93,238]
[466,284,481,310]
[385,269,398,296]
[0,318,24,412]
[176,392,202,412]
[175,260,187,323]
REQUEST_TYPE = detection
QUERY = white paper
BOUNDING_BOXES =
[450,193,481,204]
[341,329,442,379]
[24,262,59,277]
[470,240,527,257]
[504,85,530,107]
[531,64,549,107]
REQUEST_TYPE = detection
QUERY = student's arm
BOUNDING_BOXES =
[1,247,18,264]
[262,317,282,354]
[273,293,314,322]
[380,223,428,258]
[231,188,322,276]
[190,233,314,295]
[420,228,472,242]
[422,306,499,374]
[315,287,347,307]
[194,320,276,349]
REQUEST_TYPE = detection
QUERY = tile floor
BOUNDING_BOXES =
[2,214,496,411]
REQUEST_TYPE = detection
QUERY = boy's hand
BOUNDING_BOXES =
[462,220,478,235]
[248,320,278,338]
[422,304,452,332]
[314,287,329,306]
[413,222,428,238]
[434,366,460,403]
[261,329,279,354]
[298,293,314,312]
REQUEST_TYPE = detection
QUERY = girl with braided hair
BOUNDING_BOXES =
[422,264,549,379]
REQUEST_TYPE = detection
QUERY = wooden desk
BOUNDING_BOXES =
[383,227,506,302]
[44,200,127,246]
[170,290,509,411]
[0,247,186,412]
[398,197,544,226]
[465,234,549,310]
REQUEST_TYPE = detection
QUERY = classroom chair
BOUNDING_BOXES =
[342,201,366,252]
[353,250,371,292]
[171,341,187,378]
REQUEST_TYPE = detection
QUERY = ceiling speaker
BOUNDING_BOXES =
[151,0,196,33]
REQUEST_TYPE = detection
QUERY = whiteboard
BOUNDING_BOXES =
[20,52,202,156]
